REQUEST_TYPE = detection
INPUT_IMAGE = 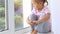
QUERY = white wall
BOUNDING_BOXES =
[50,0,60,34]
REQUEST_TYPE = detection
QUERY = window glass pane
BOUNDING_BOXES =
[14,0,31,31]
[14,0,23,30]
[0,0,8,31]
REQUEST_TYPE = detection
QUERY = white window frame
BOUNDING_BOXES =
[0,0,14,34]
[15,0,31,34]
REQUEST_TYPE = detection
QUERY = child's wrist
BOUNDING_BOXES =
[37,20,40,24]
[35,21,38,24]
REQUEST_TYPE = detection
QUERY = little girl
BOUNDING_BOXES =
[27,0,51,34]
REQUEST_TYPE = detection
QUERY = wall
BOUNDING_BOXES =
[50,0,60,34]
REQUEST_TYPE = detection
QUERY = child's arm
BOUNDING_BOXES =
[33,13,50,24]
[26,17,36,25]
[26,17,31,24]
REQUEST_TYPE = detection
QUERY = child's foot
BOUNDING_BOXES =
[30,30,34,34]
[32,30,38,34]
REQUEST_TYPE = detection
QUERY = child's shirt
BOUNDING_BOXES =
[31,6,50,19]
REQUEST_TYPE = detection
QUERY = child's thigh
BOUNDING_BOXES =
[43,22,51,32]
[34,23,44,33]
[34,22,50,33]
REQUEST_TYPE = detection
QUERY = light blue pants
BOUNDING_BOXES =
[29,14,50,33]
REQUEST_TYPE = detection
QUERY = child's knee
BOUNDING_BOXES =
[29,14,37,20]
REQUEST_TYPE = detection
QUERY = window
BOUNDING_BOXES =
[14,0,31,31]
[0,0,8,31]
[14,0,23,30]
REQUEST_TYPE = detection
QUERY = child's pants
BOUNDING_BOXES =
[29,14,50,33]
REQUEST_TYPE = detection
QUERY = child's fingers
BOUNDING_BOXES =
[30,22,34,25]
[31,22,36,25]
[29,21,37,25]
[32,21,37,24]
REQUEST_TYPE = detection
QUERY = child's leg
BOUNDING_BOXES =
[29,14,37,21]
[32,30,38,34]
[30,30,34,34]
[43,22,51,33]
[29,14,38,34]
[30,25,35,34]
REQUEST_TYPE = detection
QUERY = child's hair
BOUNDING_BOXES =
[32,0,48,5]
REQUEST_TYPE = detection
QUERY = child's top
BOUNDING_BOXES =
[31,6,50,20]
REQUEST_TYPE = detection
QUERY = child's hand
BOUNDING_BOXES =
[28,20,35,25]
[32,21,38,25]
[32,20,40,24]
[30,21,36,25]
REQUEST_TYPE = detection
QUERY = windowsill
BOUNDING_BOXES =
[26,32,54,34]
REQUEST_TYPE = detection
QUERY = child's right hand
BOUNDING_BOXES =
[29,20,36,25]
